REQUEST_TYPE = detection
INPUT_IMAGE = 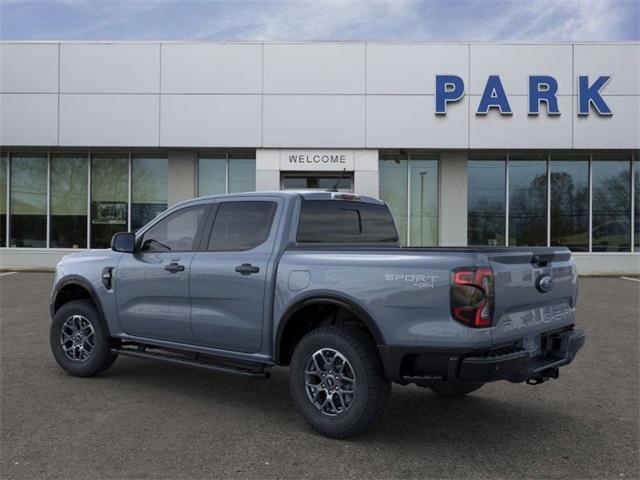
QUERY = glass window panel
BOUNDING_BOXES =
[549,154,589,252]
[282,174,353,190]
[409,155,438,246]
[635,155,639,251]
[468,158,506,246]
[592,154,631,252]
[207,201,277,251]
[0,154,7,247]
[379,152,408,245]
[198,156,226,196]
[139,205,207,252]
[91,154,128,248]
[297,200,398,243]
[508,154,548,246]
[50,154,88,248]
[10,154,47,247]
[131,155,168,231]
[228,156,256,193]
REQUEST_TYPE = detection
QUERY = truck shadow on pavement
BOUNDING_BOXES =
[91,356,577,445]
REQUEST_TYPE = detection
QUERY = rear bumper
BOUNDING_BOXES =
[378,327,585,385]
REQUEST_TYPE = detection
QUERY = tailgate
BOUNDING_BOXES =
[488,247,578,355]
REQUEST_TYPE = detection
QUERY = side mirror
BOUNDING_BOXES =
[111,232,136,253]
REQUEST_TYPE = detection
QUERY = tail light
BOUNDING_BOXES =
[450,267,494,328]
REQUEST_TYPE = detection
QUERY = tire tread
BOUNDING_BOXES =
[50,299,118,377]
[290,325,391,438]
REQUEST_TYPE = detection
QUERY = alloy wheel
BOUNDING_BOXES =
[304,348,356,416]
[60,315,96,362]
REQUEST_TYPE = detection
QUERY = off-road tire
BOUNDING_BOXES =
[50,300,118,377]
[428,382,484,397]
[289,325,391,438]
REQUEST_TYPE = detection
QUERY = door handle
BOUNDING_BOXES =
[234,263,260,275]
[165,262,185,273]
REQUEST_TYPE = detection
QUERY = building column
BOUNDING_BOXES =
[168,150,197,206]
[438,151,468,246]
[354,149,379,198]
[255,149,280,191]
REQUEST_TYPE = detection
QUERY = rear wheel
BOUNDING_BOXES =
[289,325,391,438]
[50,300,118,377]
[428,382,484,397]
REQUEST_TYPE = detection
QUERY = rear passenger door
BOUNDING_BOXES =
[189,198,281,353]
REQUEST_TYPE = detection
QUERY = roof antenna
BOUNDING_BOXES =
[327,168,347,192]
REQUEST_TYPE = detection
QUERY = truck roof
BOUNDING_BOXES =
[176,190,386,208]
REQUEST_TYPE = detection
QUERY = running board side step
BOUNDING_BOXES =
[112,347,270,380]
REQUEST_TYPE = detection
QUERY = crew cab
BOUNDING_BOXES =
[50,191,585,438]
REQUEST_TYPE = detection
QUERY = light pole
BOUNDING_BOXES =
[419,171,427,246]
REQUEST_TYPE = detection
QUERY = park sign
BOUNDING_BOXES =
[435,75,613,116]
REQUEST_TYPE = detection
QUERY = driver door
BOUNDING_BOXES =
[115,204,209,343]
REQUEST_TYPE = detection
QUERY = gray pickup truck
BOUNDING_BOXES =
[50,191,585,438]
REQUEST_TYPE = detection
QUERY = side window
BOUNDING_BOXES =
[207,201,277,251]
[139,205,207,252]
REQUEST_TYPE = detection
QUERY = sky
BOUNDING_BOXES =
[0,0,638,42]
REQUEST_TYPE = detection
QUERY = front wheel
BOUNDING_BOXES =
[289,325,391,438]
[50,300,118,377]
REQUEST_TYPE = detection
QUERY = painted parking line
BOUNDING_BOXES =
[621,277,640,283]
[0,272,18,277]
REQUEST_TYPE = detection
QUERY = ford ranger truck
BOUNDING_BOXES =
[50,191,585,438]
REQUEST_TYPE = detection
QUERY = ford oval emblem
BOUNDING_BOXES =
[536,274,554,293]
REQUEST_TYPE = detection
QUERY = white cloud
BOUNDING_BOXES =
[0,0,637,41]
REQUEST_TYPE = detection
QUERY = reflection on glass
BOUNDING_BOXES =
[508,155,547,246]
[379,152,408,245]
[131,155,168,231]
[635,158,639,251]
[91,155,128,248]
[468,158,506,246]
[0,154,6,247]
[50,155,88,248]
[198,155,226,196]
[228,155,256,193]
[592,154,631,252]
[409,155,438,246]
[10,154,47,247]
[550,155,589,252]
[282,174,353,190]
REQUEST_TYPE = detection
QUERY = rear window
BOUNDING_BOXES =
[297,200,398,243]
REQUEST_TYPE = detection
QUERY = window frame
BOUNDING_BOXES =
[467,150,637,252]
[197,150,256,197]
[378,150,439,247]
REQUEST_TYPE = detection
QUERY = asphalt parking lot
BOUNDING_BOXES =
[1,273,638,480]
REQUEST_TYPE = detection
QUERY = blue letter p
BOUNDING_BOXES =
[435,75,464,115]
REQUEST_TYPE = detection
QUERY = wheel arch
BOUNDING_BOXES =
[274,293,386,366]
[51,276,106,323]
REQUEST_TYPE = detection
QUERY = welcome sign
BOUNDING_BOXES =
[279,150,356,171]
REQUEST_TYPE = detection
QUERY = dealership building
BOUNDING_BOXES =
[0,41,638,274]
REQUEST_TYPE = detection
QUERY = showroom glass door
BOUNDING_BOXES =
[281,172,353,192]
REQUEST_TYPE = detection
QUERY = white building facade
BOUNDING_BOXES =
[0,41,638,274]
